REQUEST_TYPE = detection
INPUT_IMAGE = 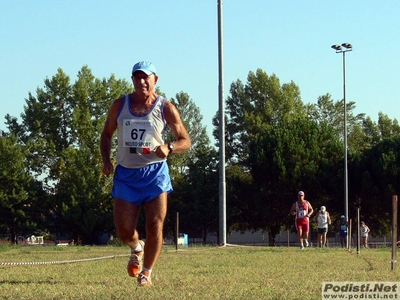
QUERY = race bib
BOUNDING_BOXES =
[122,120,154,148]
[298,208,307,218]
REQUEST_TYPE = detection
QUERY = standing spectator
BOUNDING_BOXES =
[290,191,314,249]
[337,215,348,248]
[315,206,331,247]
[360,221,370,248]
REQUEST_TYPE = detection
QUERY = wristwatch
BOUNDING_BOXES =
[168,143,174,154]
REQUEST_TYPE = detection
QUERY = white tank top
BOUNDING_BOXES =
[360,226,369,237]
[317,212,328,228]
[116,94,167,168]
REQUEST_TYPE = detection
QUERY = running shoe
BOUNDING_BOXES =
[138,270,152,287]
[127,240,145,277]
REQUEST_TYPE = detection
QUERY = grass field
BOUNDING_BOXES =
[0,244,399,300]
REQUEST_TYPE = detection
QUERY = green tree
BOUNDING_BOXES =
[55,146,113,244]
[225,165,253,234]
[376,112,400,140]
[247,118,343,244]
[306,93,366,152]
[176,140,219,243]
[353,137,400,237]
[214,69,304,165]
[0,135,37,243]
[5,66,131,244]
[165,91,219,243]
[361,116,381,147]
[213,69,312,242]
[167,91,205,178]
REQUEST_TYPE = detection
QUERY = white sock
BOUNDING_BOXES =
[143,268,152,276]
[132,242,143,253]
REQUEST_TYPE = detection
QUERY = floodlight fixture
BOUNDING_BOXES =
[341,43,353,50]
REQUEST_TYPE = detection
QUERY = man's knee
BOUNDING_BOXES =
[146,215,165,232]
[117,227,138,243]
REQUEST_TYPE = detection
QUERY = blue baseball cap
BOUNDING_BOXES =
[132,61,157,75]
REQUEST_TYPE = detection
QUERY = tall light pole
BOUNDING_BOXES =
[331,43,352,248]
[217,0,226,246]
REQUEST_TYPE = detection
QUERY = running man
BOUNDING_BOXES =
[315,206,331,247]
[360,221,371,248]
[101,61,191,286]
[290,191,314,249]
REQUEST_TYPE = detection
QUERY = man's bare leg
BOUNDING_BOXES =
[114,198,141,249]
[142,192,167,271]
[298,229,304,248]
[303,231,309,247]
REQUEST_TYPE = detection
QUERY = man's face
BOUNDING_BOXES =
[132,71,158,96]
[298,194,304,200]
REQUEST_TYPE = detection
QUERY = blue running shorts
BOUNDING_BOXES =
[112,161,173,206]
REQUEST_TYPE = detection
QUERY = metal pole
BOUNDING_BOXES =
[357,207,360,255]
[287,229,289,247]
[217,0,226,246]
[348,219,352,252]
[332,43,352,248]
[175,212,179,251]
[343,50,349,249]
[392,195,397,271]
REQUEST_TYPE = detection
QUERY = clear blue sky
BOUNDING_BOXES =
[1,1,399,140]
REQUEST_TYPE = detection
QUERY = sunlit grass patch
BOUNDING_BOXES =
[0,245,398,299]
